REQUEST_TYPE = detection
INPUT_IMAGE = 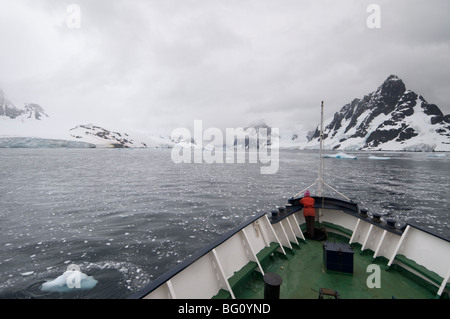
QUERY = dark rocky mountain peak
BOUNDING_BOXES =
[304,75,450,151]
[0,89,48,120]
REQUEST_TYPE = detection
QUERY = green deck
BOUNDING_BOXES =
[227,232,444,299]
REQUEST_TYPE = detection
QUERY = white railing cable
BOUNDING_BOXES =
[293,180,318,198]
[293,180,351,201]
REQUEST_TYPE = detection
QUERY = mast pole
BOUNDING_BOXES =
[318,101,324,197]
[317,101,325,224]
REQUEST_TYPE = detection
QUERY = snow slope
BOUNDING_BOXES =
[2,77,449,151]
[0,89,174,148]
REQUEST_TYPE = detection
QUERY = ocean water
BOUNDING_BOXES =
[0,148,448,299]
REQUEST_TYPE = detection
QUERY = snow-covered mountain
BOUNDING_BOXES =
[1,89,49,121]
[233,121,277,149]
[302,75,450,152]
[3,76,449,151]
[0,88,173,148]
[69,124,173,148]
[173,120,304,150]
[235,121,308,149]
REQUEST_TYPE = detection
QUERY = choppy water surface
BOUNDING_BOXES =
[0,148,448,298]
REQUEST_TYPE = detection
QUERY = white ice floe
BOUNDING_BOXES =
[323,152,357,159]
[21,271,35,276]
[40,265,98,293]
[368,155,390,160]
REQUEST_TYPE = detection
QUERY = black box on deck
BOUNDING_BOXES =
[323,242,354,274]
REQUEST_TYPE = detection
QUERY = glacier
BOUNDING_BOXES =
[1,79,448,151]
[0,137,95,148]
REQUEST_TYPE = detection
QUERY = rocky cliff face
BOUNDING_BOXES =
[69,124,149,148]
[304,75,450,151]
[0,89,48,120]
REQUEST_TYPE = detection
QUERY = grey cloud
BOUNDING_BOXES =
[0,0,448,133]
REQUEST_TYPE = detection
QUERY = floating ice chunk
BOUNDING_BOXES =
[41,265,98,292]
[119,267,128,273]
[426,153,447,158]
[368,155,390,160]
[323,152,357,159]
[21,271,34,276]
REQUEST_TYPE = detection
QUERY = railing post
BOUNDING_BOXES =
[241,228,265,275]
[361,224,373,251]
[264,215,286,255]
[349,219,361,244]
[212,249,236,299]
[290,214,305,240]
[275,221,292,249]
[373,230,387,258]
[388,225,410,267]
[166,280,177,299]
[437,268,450,297]
[283,218,299,245]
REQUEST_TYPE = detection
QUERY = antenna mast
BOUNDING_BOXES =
[318,101,324,197]
[294,100,351,202]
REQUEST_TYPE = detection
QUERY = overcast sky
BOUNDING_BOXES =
[0,0,449,135]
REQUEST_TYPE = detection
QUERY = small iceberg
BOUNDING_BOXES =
[426,153,447,158]
[368,155,390,160]
[21,271,35,276]
[323,152,357,159]
[41,264,98,293]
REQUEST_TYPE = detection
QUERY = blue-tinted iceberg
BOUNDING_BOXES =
[323,152,357,159]
[41,269,98,292]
